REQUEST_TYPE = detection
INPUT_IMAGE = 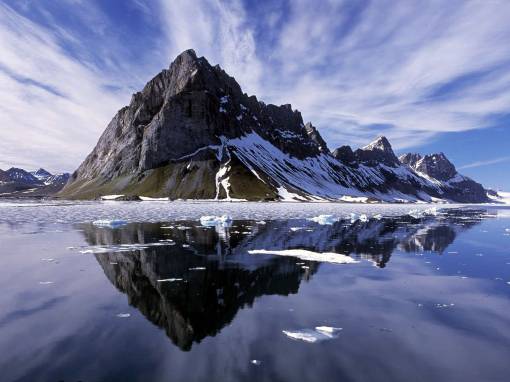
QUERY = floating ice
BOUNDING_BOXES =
[139,196,169,201]
[116,313,130,318]
[200,215,233,227]
[157,278,183,282]
[77,242,176,254]
[92,219,127,228]
[189,267,206,271]
[248,249,358,264]
[373,214,383,220]
[251,360,261,366]
[359,214,368,222]
[41,258,55,262]
[282,326,342,343]
[39,281,54,285]
[100,195,124,200]
[309,214,337,225]
[408,207,439,219]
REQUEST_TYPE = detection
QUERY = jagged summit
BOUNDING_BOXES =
[362,136,393,153]
[400,152,457,181]
[304,122,329,153]
[60,49,490,203]
[31,168,52,181]
[355,136,400,167]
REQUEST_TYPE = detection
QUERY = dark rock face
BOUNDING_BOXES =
[304,122,329,153]
[400,152,457,181]
[61,49,491,203]
[332,145,357,166]
[399,152,488,203]
[354,136,400,167]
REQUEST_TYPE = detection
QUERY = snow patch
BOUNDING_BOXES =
[248,249,358,264]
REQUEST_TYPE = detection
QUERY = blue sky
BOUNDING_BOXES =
[0,0,509,189]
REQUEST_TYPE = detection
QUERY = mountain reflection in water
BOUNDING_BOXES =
[79,208,489,351]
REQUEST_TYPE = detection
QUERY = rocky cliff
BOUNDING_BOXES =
[60,49,490,203]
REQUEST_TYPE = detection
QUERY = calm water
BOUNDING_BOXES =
[0,201,509,382]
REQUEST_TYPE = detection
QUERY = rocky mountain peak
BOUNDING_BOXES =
[31,168,52,181]
[355,136,400,167]
[399,153,422,167]
[362,136,393,153]
[332,145,357,166]
[399,152,458,181]
[416,153,457,181]
[304,122,329,152]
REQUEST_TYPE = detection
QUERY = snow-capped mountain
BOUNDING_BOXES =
[61,49,492,203]
[30,168,52,182]
[0,167,70,197]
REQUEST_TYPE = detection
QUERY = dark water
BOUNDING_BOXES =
[1,205,510,381]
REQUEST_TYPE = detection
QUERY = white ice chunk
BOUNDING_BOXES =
[100,194,125,200]
[248,249,358,264]
[359,214,368,222]
[92,219,127,228]
[157,278,183,282]
[283,326,342,343]
[309,214,337,225]
[200,215,233,227]
[116,313,130,318]
[139,196,169,201]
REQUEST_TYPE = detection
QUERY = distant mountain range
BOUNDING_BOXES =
[0,167,70,197]
[51,50,499,202]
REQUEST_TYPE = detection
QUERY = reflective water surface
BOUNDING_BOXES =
[0,202,509,382]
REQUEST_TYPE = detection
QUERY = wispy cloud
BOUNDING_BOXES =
[157,0,510,150]
[1,0,510,172]
[459,156,510,170]
[0,1,160,172]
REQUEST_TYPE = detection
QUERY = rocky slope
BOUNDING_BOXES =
[61,49,490,203]
[0,167,70,197]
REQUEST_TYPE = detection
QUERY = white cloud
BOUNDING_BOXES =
[2,0,510,172]
[458,156,510,170]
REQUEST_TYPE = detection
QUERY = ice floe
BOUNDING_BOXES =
[116,313,130,318]
[77,242,176,254]
[248,249,358,264]
[309,214,337,225]
[139,196,169,201]
[100,194,125,200]
[92,219,127,228]
[157,278,183,282]
[282,326,342,343]
[38,281,54,285]
[200,215,233,227]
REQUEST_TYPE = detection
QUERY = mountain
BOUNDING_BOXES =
[398,153,487,203]
[60,49,491,203]
[31,168,52,182]
[0,167,70,197]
